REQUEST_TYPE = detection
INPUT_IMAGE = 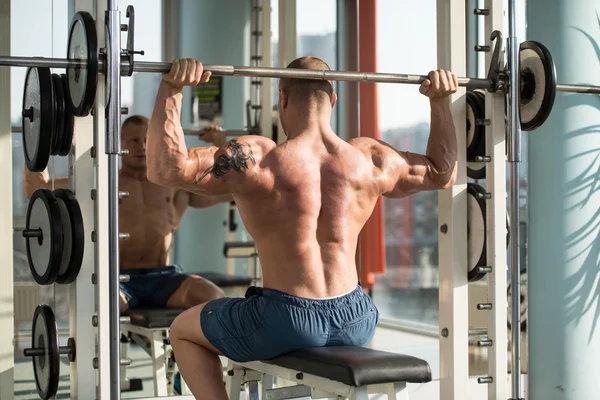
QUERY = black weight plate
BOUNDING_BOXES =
[59,74,74,156]
[50,74,65,156]
[54,189,84,284]
[519,41,557,131]
[507,272,528,331]
[67,11,98,117]
[31,304,60,400]
[25,189,64,285]
[467,183,487,282]
[466,92,481,161]
[467,160,486,180]
[22,67,53,172]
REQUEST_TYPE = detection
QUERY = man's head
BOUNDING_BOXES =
[278,56,337,135]
[121,115,149,171]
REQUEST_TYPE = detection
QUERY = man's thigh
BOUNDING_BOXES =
[166,275,224,309]
[171,303,224,356]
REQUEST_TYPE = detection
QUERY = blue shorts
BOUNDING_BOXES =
[200,284,379,362]
[120,265,190,309]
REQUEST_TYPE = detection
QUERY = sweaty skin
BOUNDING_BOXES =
[147,58,458,400]
[23,117,231,311]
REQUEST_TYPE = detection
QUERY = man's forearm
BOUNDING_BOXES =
[426,98,458,179]
[147,82,189,184]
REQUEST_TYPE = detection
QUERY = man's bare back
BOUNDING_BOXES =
[147,59,458,300]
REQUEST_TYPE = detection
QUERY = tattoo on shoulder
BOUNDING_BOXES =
[196,140,256,183]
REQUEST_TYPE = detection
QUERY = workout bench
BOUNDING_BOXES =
[120,271,254,396]
[226,346,431,400]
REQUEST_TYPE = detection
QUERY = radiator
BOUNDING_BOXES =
[14,282,40,331]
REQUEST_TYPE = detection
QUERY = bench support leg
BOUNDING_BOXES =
[262,373,274,398]
[245,380,260,400]
[226,361,243,400]
[387,382,408,400]
[350,386,369,400]
[150,330,168,396]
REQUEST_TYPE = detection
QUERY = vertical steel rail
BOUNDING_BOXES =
[507,0,522,398]
[106,0,122,397]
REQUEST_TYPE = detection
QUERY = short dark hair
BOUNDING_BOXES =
[122,115,148,130]
[279,56,334,104]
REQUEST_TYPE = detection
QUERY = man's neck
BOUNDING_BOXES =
[285,104,334,140]
[120,166,148,180]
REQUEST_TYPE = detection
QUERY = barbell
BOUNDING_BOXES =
[5,11,600,173]
[2,11,599,117]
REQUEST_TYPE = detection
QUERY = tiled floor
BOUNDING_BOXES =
[12,326,526,399]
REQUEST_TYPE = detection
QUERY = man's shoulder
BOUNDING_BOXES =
[220,135,276,158]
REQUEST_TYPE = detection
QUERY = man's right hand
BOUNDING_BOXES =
[162,58,212,89]
[419,70,458,99]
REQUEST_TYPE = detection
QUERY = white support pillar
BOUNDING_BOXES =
[436,1,469,399]
[93,0,112,397]
[67,1,110,398]
[483,0,508,399]
[0,0,13,397]
[276,0,296,144]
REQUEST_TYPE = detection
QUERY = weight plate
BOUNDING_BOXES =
[466,91,485,161]
[22,67,53,172]
[519,41,557,131]
[31,304,60,400]
[467,161,486,180]
[467,183,487,282]
[50,74,65,156]
[25,189,63,285]
[54,189,84,284]
[59,74,74,156]
[104,24,111,109]
[67,11,98,117]
[507,272,528,331]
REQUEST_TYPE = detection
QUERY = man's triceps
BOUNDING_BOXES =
[195,139,256,184]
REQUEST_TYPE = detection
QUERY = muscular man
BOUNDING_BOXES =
[147,57,457,399]
[24,115,230,313]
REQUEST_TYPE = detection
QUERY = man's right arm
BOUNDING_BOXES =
[24,166,69,198]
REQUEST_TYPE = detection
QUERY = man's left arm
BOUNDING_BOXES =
[146,59,231,195]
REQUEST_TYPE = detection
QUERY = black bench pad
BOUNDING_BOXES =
[126,308,185,328]
[263,346,432,386]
